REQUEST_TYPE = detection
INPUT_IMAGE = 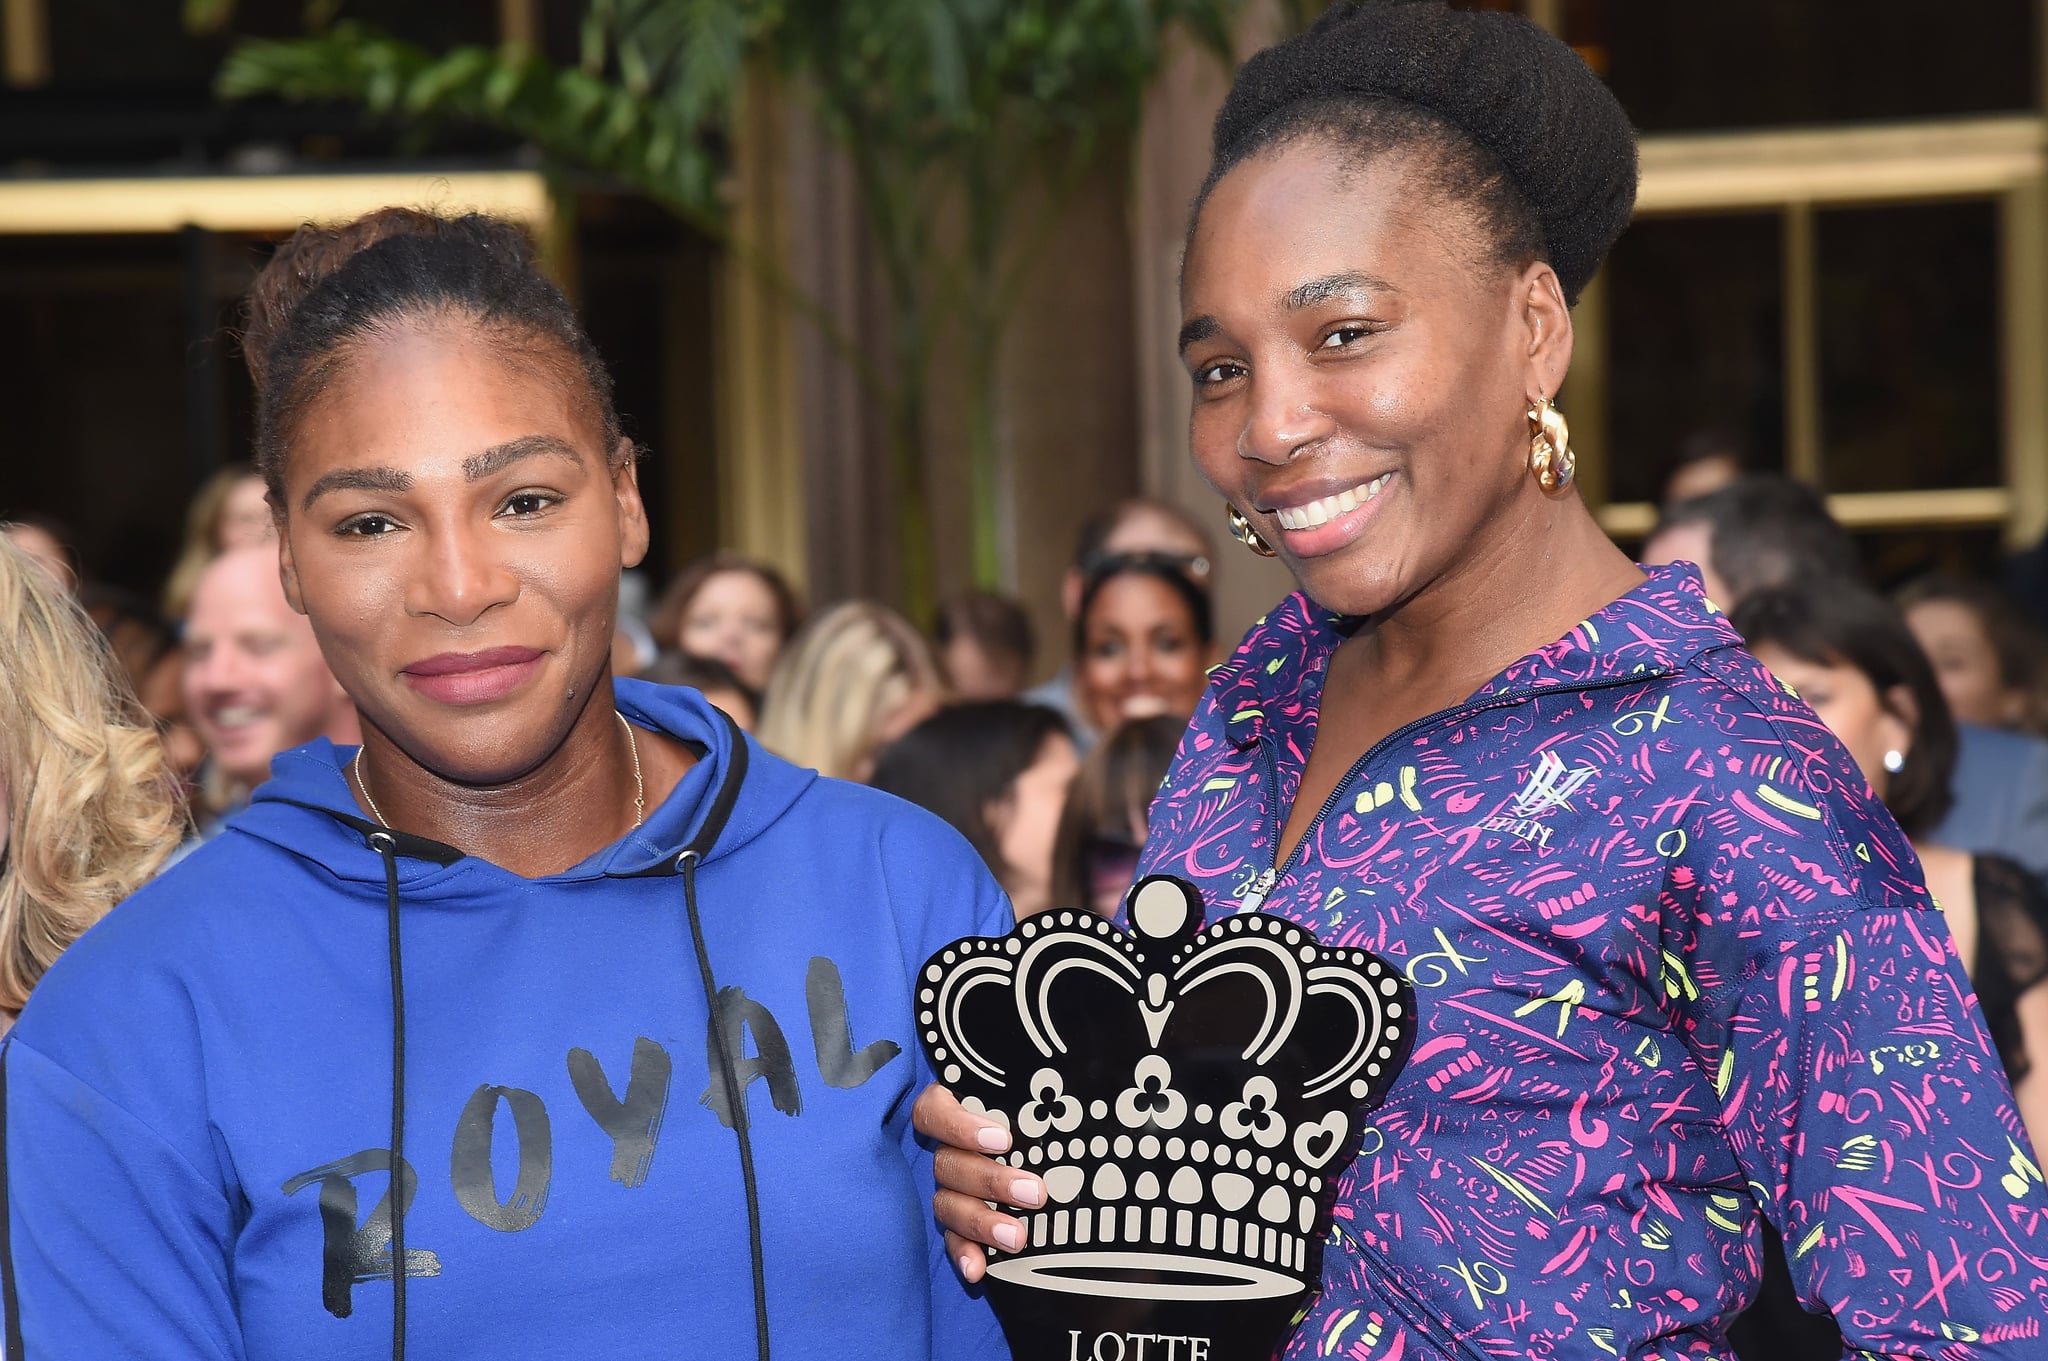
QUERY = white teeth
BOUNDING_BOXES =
[1274,475,1390,531]
[210,705,263,727]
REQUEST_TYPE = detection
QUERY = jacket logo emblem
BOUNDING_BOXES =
[1479,752,1597,847]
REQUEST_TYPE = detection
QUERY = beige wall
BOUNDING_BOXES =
[1129,20,1301,650]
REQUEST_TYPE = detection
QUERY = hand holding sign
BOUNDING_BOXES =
[915,877,1415,1361]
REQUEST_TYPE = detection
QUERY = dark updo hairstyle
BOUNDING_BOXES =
[1074,553,1216,657]
[242,207,625,501]
[1200,0,1638,305]
[1730,582,1958,839]
[869,702,1073,896]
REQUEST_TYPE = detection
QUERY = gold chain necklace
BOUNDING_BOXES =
[352,711,645,830]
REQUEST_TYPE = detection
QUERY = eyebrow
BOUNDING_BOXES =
[462,434,583,481]
[299,435,583,512]
[1178,271,1399,355]
[1283,271,1397,310]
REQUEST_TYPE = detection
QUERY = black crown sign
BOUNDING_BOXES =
[919,876,1415,1361]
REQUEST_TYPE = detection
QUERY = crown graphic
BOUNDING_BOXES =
[919,876,1414,1310]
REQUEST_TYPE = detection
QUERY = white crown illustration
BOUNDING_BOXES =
[919,875,1414,1305]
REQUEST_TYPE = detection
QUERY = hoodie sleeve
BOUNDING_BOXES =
[881,810,1015,1361]
[1664,709,2048,1352]
[2,1037,245,1361]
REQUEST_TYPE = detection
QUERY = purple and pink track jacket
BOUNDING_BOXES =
[1134,564,2048,1358]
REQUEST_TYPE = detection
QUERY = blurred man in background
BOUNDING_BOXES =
[179,546,359,845]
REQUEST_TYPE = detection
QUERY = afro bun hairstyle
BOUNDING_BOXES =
[1204,0,1637,305]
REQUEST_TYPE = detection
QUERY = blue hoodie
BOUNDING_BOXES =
[1,681,1011,1361]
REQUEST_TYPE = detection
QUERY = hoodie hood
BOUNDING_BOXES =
[231,678,812,890]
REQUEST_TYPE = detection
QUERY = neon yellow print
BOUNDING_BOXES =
[1266,657,1284,674]
[1398,764,1422,811]
[1868,1040,1941,1076]
[1833,933,1850,1000]
[1661,950,1700,1003]
[1714,1049,1734,1099]
[1321,1307,1363,1354]
[1756,783,1823,820]
[1609,694,1676,737]
[1940,1322,1983,1342]
[2002,1139,2045,1199]
[1408,928,1485,987]
[1468,1156,1558,1220]
[1835,1134,1880,1173]
[1354,781,1398,814]
[1634,1034,1663,1067]
[1442,1256,1509,1309]
[1228,709,1263,724]
[1640,1219,1673,1251]
[1513,978,1587,1038]
[1202,776,1236,794]
[1795,1221,1825,1257]
[1655,828,1688,857]
[1588,1328,1620,1357]
[1706,1193,1746,1234]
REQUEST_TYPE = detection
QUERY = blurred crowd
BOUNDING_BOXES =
[5,448,2048,1019]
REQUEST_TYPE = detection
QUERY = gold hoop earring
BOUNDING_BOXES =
[1527,396,1575,495]
[1226,504,1277,557]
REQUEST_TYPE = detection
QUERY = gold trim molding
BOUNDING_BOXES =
[0,171,552,237]
[1598,488,2015,540]
[1636,116,2046,214]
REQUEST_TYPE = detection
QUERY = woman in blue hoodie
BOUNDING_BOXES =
[921,3,2048,1356]
[1,208,1011,1361]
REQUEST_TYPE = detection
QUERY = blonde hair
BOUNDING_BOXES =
[757,602,946,781]
[0,536,185,1016]
[161,463,263,618]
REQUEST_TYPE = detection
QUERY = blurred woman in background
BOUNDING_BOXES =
[1897,573,2048,737]
[1071,552,1214,742]
[757,600,947,782]
[1048,713,1184,917]
[160,463,276,620]
[870,702,1076,918]
[0,536,184,1025]
[651,551,802,693]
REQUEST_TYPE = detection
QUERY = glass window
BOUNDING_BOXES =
[1599,212,1785,504]
[1563,0,2035,132]
[1816,200,2002,494]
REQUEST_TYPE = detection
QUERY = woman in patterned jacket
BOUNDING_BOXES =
[917,2,2048,1356]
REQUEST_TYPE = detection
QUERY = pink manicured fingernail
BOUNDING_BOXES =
[975,1125,1012,1152]
[1011,1177,1044,1208]
[958,1253,976,1279]
[993,1223,1022,1252]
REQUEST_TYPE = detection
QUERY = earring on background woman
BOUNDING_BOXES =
[1226,504,1277,557]
[1883,748,1906,773]
[1528,396,1576,495]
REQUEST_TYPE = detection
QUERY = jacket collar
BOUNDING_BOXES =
[1217,563,1737,747]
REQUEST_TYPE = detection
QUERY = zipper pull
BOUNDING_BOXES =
[1239,866,1277,914]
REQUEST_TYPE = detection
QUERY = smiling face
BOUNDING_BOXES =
[1179,142,1568,618]
[1076,573,1209,736]
[275,316,647,786]
[182,546,354,790]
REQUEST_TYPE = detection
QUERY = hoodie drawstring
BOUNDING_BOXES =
[679,847,771,1361]
[369,830,409,1361]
